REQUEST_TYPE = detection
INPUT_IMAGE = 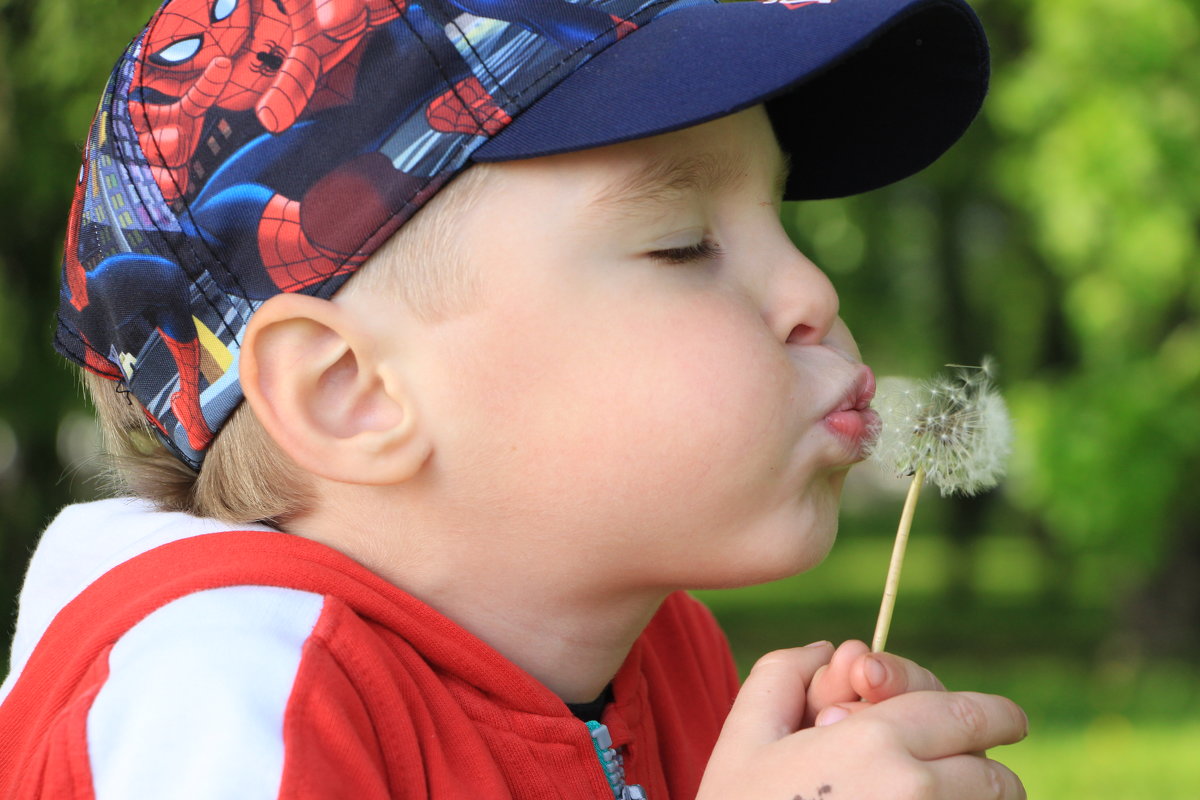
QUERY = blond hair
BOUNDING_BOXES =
[85,164,496,525]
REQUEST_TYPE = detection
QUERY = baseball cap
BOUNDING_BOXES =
[57,0,989,469]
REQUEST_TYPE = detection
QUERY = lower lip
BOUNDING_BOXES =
[824,408,881,456]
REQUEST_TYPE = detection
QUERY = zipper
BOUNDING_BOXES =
[586,721,646,800]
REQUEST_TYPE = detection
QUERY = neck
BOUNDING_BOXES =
[430,587,664,702]
[286,492,668,703]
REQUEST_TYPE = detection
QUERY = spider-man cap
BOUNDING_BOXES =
[58,0,988,469]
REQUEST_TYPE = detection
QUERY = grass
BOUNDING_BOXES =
[1004,718,1200,798]
[694,524,1200,800]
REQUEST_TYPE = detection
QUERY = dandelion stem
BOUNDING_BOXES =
[872,467,926,653]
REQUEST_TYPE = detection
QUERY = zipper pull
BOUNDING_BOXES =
[587,721,646,800]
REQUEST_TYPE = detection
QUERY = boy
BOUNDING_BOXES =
[1,0,1027,797]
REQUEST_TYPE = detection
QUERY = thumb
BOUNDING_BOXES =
[715,643,834,759]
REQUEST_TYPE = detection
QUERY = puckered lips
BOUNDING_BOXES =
[823,365,880,460]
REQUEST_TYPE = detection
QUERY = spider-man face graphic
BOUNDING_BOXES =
[139,0,268,109]
[131,0,410,200]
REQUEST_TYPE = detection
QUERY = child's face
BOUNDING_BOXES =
[371,106,874,590]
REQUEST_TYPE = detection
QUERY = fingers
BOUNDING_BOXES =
[929,754,1027,800]
[813,700,869,727]
[805,642,947,726]
[717,643,834,757]
[853,650,946,704]
[812,693,1027,798]
[804,640,868,726]
[837,691,1029,759]
[709,664,1026,800]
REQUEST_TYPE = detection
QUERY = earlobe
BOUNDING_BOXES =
[240,292,432,485]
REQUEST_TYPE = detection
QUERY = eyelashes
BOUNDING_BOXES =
[648,240,723,265]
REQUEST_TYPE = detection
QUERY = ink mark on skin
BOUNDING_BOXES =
[792,786,833,800]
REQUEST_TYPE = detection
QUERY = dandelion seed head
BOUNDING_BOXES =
[868,361,1012,496]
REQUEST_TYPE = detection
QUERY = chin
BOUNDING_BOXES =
[766,518,839,582]
[680,513,841,592]
[754,485,844,581]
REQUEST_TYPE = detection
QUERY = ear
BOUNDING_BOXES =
[240,292,431,485]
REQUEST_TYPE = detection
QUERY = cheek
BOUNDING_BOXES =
[425,292,845,586]
[624,331,791,462]
[528,307,799,514]
[427,283,817,530]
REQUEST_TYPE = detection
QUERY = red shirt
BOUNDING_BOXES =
[0,530,740,799]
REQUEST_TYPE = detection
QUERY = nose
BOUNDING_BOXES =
[762,244,840,346]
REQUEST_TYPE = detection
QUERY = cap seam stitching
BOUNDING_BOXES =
[119,63,250,362]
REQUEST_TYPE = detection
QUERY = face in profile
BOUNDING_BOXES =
[357,106,875,591]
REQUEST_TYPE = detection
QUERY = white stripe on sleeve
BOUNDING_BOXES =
[1,498,276,705]
[87,585,325,800]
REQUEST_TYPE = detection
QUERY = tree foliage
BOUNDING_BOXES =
[0,0,162,639]
[783,0,1199,638]
[989,0,1200,568]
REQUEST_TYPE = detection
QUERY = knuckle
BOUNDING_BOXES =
[987,760,1026,800]
[855,717,901,752]
[752,645,830,672]
[949,694,990,742]
[751,649,795,672]
[986,761,1005,800]
[893,762,937,800]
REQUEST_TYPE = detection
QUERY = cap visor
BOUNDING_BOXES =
[473,0,989,200]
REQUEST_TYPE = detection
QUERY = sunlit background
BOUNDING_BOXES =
[2,0,1198,796]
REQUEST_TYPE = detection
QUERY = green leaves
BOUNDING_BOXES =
[787,0,1200,593]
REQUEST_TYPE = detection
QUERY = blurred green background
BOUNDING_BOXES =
[1,0,1197,796]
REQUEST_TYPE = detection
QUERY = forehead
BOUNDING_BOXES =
[584,107,789,214]
[459,107,788,237]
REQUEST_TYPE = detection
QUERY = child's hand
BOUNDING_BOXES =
[699,645,1027,799]
[804,640,946,727]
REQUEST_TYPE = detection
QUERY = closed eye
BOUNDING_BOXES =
[648,240,723,265]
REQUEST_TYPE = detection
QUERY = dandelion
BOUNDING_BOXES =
[867,359,1012,652]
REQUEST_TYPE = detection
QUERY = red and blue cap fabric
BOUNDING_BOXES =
[57,0,989,469]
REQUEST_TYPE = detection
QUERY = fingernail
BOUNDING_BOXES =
[864,655,887,689]
[816,706,850,727]
[804,640,832,649]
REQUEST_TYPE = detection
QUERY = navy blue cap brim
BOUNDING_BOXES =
[472,0,988,200]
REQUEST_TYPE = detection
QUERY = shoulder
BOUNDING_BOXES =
[2,497,277,703]
[88,585,330,799]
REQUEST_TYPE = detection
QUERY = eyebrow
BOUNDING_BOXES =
[589,149,792,218]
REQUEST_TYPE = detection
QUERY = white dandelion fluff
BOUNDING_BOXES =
[869,359,1012,652]
[869,360,1012,496]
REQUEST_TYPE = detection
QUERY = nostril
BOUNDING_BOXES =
[786,323,816,345]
